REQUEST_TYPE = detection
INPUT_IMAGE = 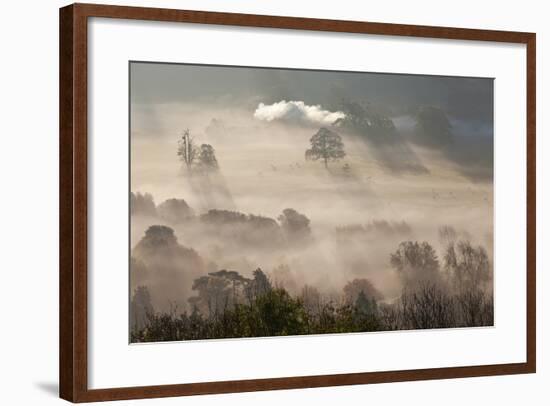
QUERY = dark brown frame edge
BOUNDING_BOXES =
[59,3,536,403]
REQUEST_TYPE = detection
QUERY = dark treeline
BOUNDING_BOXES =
[131,192,312,250]
[130,227,493,342]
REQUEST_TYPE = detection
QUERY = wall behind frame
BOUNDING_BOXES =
[0,0,546,405]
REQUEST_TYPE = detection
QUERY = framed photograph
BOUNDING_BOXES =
[59,3,536,402]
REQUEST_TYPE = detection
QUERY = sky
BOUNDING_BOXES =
[130,61,493,127]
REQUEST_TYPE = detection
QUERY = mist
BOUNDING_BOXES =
[129,62,494,340]
[131,106,492,308]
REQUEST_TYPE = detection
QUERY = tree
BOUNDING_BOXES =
[300,284,322,316]
[305,127,345,168]
[177,130,221,173]
[200,209,285,248]
[130,192,156,217]
[353,290,380,329]
[157,198,195,224]
[135,225,178,251]
[189,270,249,317]
[278,208,311,240]
[334,100,397,142]
[245,268,272,303]
[130,256,148,292]
[455,288,493,327]
[130,286,154,332]
[438,225,458,248]
[443,240,491,291]
[197,144,219,171]
[398,283,455,329]
[177,129,198,170]
[414,106,453,146]
[390,241,441,286]
[343,278,383,304]
[253,288,309,336]
[132,225,207,313]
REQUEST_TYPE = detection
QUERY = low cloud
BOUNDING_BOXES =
[254,100,345,125]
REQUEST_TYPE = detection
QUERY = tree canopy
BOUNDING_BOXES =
[414,106,453,146]
[177,130,219,172]
[130,192,156,217]
[278,208,311,240]
[390,241,441,286]
[305,127,346,168]
[334,100,397,142]
[197,144,219,171]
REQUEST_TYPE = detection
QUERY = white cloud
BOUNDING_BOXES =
[253,100,345,125]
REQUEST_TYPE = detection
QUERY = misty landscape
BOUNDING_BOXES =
[129,62,494,343]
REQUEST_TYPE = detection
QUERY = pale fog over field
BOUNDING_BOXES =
[129,62,494,320]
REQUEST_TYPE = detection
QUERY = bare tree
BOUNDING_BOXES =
[438,225,458,248]
[456,289,492,327]
[379,303,401,330]
[444,240,491,291]
[301,284,323,317]
[177,129,198,170]
[399,283,455,329]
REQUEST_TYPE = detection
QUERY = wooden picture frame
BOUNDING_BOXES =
[59,3,536,402]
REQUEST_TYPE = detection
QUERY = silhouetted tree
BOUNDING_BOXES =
[189,270,247,317]
[399,283,455,329]
[334,100,397,141]
[305,127,345,168]
[438,225,458,248]
[133,225,206,312]
[200,209,284,248]
[301,284,322,316]
[177,129,197,170]
[129,236,494,343]
[245,268,272,303]
[444,240,491,291]
[390,241,441,286]
[130,256,148,292]
[200,209,247,225]
[134,225,178,252]
[130,192,156,216]
[197,144,219,171]
[353,290,380,330]
[414,106,453,146]
[130,286,154,332]
[456,288,493,327]
[278,208,311,240]
[343,278,383,304]
[157,198,195,224]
